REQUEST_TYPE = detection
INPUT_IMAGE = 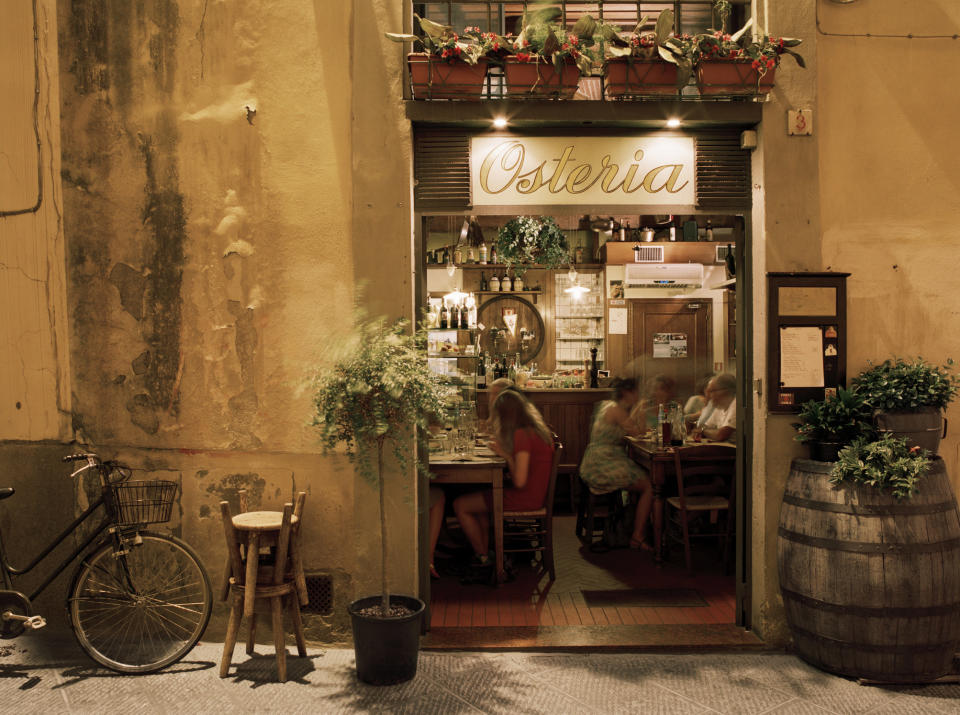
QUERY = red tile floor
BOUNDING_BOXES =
[427,514,740,640]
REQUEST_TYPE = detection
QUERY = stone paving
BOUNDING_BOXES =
[3,633,960,714]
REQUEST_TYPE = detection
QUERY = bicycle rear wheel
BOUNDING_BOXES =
[68,531,212,673]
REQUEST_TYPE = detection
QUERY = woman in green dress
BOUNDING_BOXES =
[580,377,654,551]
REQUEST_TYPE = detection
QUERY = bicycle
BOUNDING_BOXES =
[0,453,212,673]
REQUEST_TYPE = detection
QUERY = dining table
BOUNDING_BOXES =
[429,448,508,583]
[624,437,736,563]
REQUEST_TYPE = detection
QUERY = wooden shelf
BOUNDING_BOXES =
[439,264,606,270]
[476,290,542,295]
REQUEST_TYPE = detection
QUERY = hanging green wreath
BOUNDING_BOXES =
[495,216,571,270]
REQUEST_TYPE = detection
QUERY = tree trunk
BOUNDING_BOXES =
[378,438,390,615]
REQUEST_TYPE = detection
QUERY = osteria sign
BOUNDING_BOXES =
[469,136,694,206]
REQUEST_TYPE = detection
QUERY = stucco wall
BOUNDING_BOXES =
[0,0,71,442]
[2,0,417,639]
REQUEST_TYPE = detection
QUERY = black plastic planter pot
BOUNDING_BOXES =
[348,595,425,685]
[809,441,843,462]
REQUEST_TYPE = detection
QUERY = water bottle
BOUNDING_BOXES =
[657,403,667,447]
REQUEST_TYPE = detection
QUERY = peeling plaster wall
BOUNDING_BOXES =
[46,0,397,636]
[0,0,72,441]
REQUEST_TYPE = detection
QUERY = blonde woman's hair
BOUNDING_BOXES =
[491,389,553,453]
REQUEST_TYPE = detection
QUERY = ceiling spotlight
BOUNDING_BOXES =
[492,116,508,129]
[666,117,682,129]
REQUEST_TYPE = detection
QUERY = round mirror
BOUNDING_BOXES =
[477,295,545,365]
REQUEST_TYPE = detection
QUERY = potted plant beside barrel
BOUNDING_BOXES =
[791,387,874,462]
[851,357,959,455]
[387,15,504,100]
[779,430,960,682]
[313,309,447,685]
[600,9,693,98]
[504,9,598,99]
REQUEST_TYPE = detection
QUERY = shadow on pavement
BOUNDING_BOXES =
[224,652,324,688]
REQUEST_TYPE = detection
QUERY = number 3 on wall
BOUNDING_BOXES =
[788,109,814,136]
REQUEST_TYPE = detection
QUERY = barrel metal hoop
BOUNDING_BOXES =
[782,493,958,516]
[789,622,957,654]
[781,587,960,617]
[778,527,960,554]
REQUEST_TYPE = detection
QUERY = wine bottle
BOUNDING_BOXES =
[449,303,460,330]
[705,219,714,241]
[439,303,448,330]
[476,351,486,388]
[480,272,488,291]
[479,241,488,265]
[459,304,468,329]
[491,245,498,265]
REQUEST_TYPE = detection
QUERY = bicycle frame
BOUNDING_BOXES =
[0,491,116,602]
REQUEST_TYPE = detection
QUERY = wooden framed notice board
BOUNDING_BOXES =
[767,272,849,413]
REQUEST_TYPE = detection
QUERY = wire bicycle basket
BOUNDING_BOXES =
[109,480,179,525]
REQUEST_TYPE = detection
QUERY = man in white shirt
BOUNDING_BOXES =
[694,373,736,443]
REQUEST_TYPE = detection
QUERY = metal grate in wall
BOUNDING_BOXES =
[715,244,733,263]
[695,135,751,210]
[302,573,334,615]
[634,245,665,262]
[414,130,471,212]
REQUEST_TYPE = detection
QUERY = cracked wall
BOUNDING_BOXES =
[0,0,72,440]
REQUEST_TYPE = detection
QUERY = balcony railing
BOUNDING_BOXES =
[406,1,760,101]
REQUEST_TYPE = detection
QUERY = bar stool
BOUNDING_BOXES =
[219,500,307,682]
[575,480,628,551]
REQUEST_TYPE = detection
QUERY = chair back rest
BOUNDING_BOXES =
[672,445,736,510]
[544,433,563,517]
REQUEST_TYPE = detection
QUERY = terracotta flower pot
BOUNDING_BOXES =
[503,56,580,99]
[408,54,488,100]
[696,60,775,96]
[604,58,679,98]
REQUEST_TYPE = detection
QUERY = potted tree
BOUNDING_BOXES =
[387,15,504,100]
[495,216,571,271]
[504,10,598,99]
[791,387,875,462]
[601,9,693,98]
[313,309,448,685]
[851,357,959,455]
[692,16,804,96]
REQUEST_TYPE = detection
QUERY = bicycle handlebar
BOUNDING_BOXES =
[63,453,100,464]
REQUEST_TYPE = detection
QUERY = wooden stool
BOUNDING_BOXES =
[220,502,307,682]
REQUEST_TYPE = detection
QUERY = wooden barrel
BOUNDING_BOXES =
[778,457,960,682]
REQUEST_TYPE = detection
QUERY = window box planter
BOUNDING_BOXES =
[696,60,775,96]
[604,58,679,98]
[503,57,580,99]
[408,54,488,100]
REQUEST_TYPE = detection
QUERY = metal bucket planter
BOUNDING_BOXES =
[408,54,488,100]
[604,58,679,98]
[696,60,775,96]
[348,595,425,685]
[778,458,960,683]
[875,406,946,455]
[503,57,580,99]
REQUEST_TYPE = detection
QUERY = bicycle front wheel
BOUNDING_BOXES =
[69,531,212,673]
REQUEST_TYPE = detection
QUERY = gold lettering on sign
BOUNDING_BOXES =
[477,140,690,197]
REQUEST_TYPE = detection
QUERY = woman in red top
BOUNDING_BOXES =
[453,389,554,567]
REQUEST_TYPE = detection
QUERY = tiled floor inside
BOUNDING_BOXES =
[426,514,746,647]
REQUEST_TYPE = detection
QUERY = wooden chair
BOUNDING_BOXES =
[220,501,307,682]
[502,435,563,580]
[665,445,736,571]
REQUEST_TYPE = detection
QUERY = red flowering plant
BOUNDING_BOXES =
[599,9,694,88]
[692,18,804,77]
[509,8,599,75]
[386,14,507,65]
